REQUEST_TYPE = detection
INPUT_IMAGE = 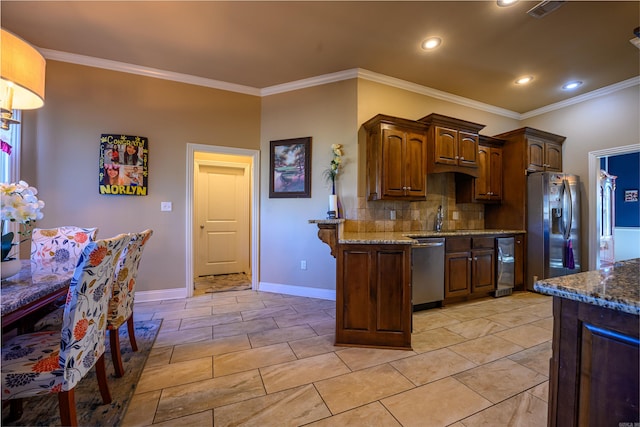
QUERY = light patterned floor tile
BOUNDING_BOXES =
[153,325,213,348]
[212,317,278,339]
[444,317,507,339]
[449,334,524,364]
[508,341,552,376]
[381,377,492,427]
[170,334,251,363]
[335,346,416,371]
[305,402,402,427]
[260,352,351,393]
[273,310,335,328]
[495,323,552,348]
[248,324,318,348]
[454,358,547,403]
[459,390,547,427]
[149,410,213,427]
[412,310,461,332]
[213,342,297,377]
[315,364,415,414]
[391,348,477,386]
[178,312,243,330]
[121,390,161,427]
[486,308,545,328]
[136,357,212,394]
[213,384,331,427]
[411,327,466,353]
[288,334,340,359]
[154,370,265,423]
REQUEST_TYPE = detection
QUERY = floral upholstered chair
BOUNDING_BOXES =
[108,229,153,377]
[30,226,99,272]
[1,233,130,426]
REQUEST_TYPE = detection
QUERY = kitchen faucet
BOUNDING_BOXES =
[435,205,443,232]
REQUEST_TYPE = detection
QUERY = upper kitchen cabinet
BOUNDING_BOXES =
[497,127,565,174]
[363,114,427,201]
[484,127,566,230]
[456,135,504,203]
[418,113,486,177]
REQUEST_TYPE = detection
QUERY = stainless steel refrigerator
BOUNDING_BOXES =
[527,172,581,290]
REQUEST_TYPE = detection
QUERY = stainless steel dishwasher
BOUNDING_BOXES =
[411,237,445,311]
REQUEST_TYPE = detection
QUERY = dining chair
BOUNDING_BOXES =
[30,226,99,269]
[107,229,153,377]
[1,233,130,426]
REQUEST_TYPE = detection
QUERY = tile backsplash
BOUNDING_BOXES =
[344,173,484,233]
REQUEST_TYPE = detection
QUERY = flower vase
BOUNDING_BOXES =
[1,259,21,280]
[328,194,338,219]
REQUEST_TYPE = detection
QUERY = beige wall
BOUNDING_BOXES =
[21,61,261,292]
[260,80,357,291]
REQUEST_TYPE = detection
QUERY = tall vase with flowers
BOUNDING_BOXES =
[1,180,45,279]
[323,144,343,219]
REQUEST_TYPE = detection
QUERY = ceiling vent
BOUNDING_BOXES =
[527,1,566,18]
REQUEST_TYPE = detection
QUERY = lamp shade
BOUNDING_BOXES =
[1,28,46,110]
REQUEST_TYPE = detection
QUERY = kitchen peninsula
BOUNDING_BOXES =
[310,220,525,350]
[534,259,640,427]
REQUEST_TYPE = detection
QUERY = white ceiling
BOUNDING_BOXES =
[2,1,639,114]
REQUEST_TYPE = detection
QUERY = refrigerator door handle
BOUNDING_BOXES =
[562,178,573,240]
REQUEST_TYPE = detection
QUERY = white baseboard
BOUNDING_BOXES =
[258,282,336,301]
[135,287,187,303]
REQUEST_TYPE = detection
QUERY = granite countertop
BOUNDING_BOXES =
[340,229,525,244]
[534,258,640,315]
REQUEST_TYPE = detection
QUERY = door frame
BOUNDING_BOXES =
[186,143,260,298]
[587,143,640,270]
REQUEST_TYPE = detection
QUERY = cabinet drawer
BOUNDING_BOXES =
[446,238,471,252]
[472,237,495,249]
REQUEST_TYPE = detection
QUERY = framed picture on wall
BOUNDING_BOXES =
[269,137,312,198]
[99,134,148,195]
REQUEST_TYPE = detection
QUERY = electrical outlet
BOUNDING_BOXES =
[390,210,396,220]
[161,202,172,212]
[452,211,459,220]
[300,260,307,270]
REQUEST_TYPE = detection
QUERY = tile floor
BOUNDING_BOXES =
[123,289,552,426]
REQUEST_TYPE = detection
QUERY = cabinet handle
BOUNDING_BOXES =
[474,257,478,261]
[468,257,472,262]
[455,156,459,159]
[460,157,464,160]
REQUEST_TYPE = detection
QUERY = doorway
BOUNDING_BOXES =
[588,144,640,269]
[186,144,260,298]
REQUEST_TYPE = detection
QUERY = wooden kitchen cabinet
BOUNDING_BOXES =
[527,137,562,172]
[418,113,485,177]
[485,127,565,230]
[513,233,525,290]
[336,243,412,349]
[363,114,427,201]
[444,237,495,303]
[456,136,504,203]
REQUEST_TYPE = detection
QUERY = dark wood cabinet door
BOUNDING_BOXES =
[545,141,562,172]
[445,251,471,298]
[489,147,502,200]
[474,145,490,200]
[458,131,479,168]
[336,244,412,349]
[434,126,458,166]
[405,131,426,198]
[471,249,495,292]
[381,127,406,198]
[526,138,545,172]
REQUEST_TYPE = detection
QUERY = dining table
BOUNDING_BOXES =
[1,259,75,331]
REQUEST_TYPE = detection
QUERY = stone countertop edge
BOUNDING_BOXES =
[338,229,526,244]
[533,258,640,315]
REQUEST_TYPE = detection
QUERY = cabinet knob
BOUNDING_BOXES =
[460,157,464,160]
[468,257,473,262]
[455,156,459,160]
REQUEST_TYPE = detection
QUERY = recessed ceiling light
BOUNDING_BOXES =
[515,76,534,85]
[562,81,583,90]
[421,37,442,50]
[497,0,519,7]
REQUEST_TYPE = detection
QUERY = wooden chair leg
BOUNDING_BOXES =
[127,314,138,351]
[109,327,125,378]
[95,354,112,404]
[58,389,77,426]
[6,398,24,422]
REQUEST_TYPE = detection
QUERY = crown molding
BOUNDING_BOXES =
[41,48,639,120]
[520,76,640,119]
[40,48,261,96]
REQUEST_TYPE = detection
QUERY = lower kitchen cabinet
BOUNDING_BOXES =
[444,237,495,303]
[336,243,412,349]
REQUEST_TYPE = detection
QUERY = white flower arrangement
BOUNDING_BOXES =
[1,180,45,261]
[323,144,343,194]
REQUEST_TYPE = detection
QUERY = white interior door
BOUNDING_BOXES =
[195,162,250,277]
